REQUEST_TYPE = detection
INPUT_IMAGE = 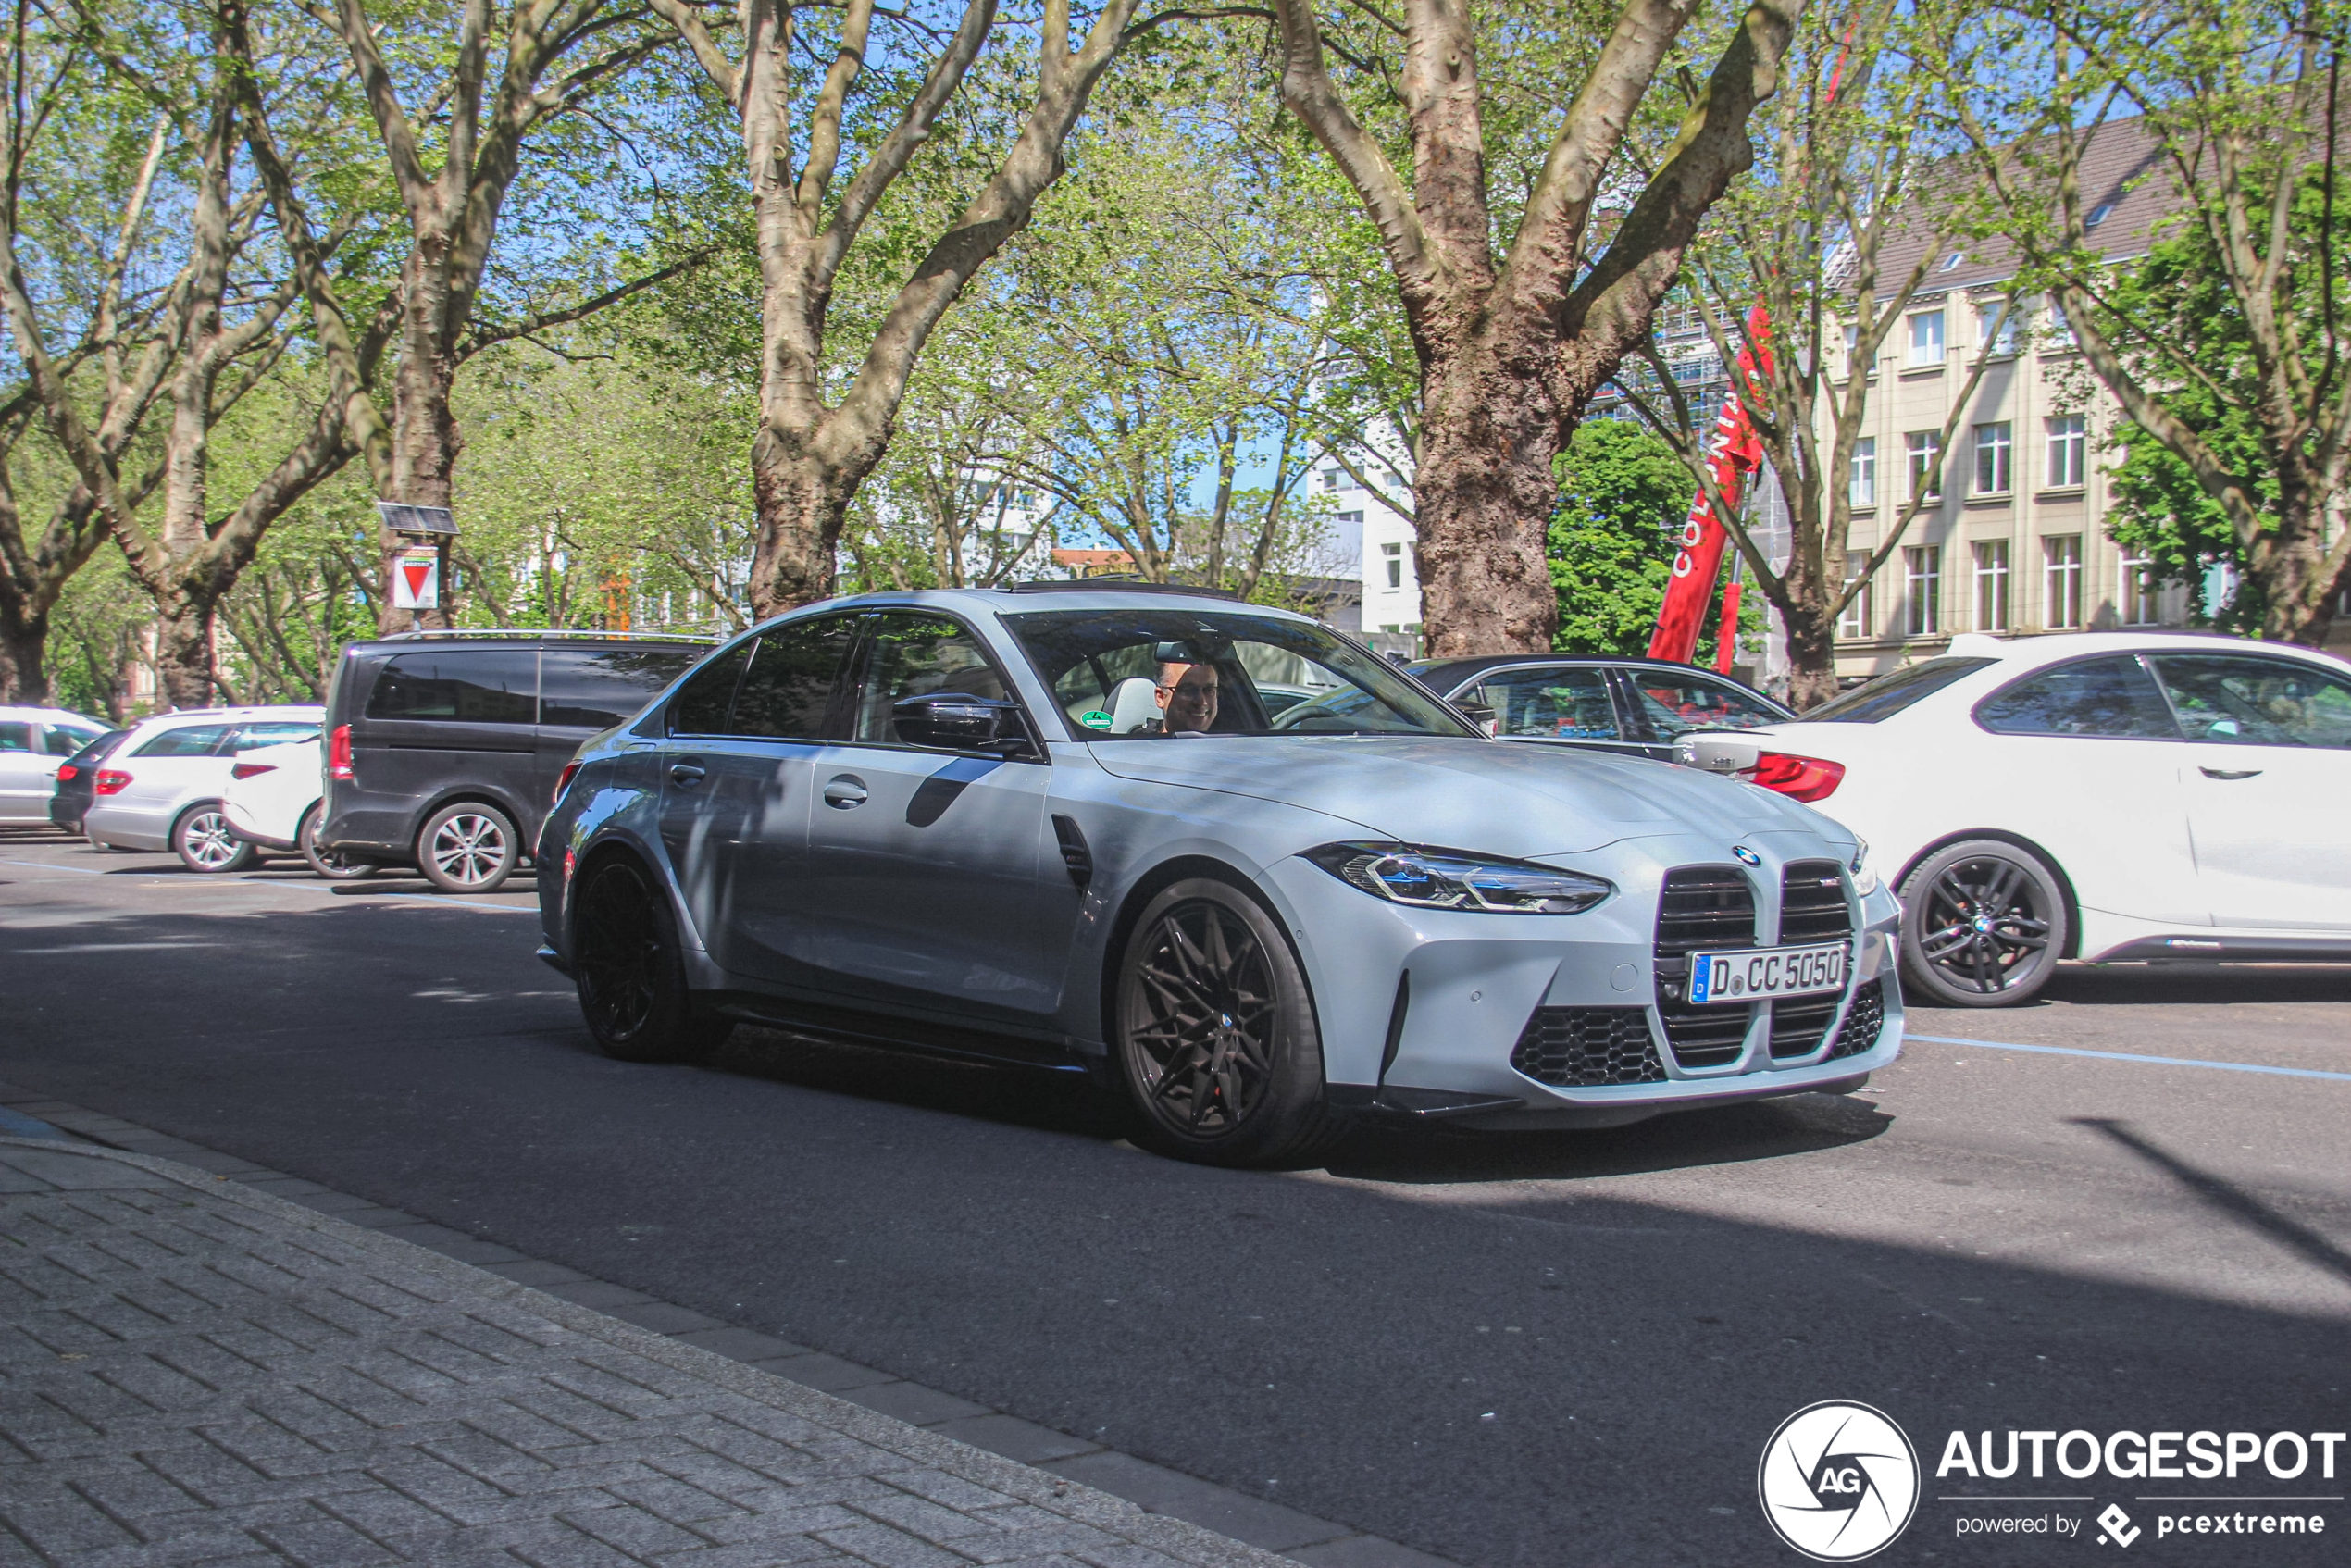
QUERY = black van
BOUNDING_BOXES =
[318,632,710,892]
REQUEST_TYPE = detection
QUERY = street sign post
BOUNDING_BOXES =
[376,503,456,628]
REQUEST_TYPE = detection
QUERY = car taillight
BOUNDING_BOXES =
[93,769,132,796]
[553,760,582,805]
[328,724,354,780]
[230,762,276,780]
[1748,751,1846,803]
[55,765,77,782]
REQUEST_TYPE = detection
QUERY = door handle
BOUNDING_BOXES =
[823,776,869,809]
[2199,766,2262,780]
[668,762,707,786]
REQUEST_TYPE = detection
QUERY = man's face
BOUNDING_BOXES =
[1155,661,1219,733]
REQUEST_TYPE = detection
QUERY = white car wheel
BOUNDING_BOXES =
[173,805,255,874]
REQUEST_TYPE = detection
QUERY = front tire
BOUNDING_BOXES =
[417,802,520,893]
[1897,839,2069,1007]
[300,806,376,881]
[1113,878,1341,1167]
[571,855,734,1064]
[174,804,255,874]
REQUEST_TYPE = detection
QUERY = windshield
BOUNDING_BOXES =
[1803,657,1997,724]
[1001,608,1477,740]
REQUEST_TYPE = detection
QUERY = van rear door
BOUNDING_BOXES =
[535,646,704,815]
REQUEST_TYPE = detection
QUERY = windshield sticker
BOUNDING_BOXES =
[1079,709,1114,730]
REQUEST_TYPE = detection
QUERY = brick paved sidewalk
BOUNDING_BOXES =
[0,1138,1294,1568]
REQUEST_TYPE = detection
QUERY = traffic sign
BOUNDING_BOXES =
[391,546,440,609]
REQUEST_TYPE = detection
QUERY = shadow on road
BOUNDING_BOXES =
[2077,1115,2351,1288]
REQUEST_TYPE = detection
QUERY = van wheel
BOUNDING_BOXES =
[572,856,733,1064]
[299,807,376,881]
[1113,878,1344,1168]
[417,803,519,893]
[1897,839,2069,1007]
[174,805,255,874]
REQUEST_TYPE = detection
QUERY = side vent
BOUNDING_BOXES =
[1051,815,1092,890]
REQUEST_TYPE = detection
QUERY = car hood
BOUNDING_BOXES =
[1088,736,1833,856]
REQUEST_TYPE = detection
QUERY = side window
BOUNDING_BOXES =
[1469,666,1619,740]
[668,641,753,737]
[365,651,538,724]
[852,614,1012,745]
[1624,672,1785,738]
[1975,655,2181,739]
[2150,654,2351,748]
[230,722,321,752]
[0,722,31,753]
[540,647,705,730]
[44,726,102,756]
[733,616,861,740]
[131,723,233,757]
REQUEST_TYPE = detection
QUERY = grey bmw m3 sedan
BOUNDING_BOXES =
[535,586,1903,1166]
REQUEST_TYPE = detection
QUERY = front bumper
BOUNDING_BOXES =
[1262,841,1905,1130]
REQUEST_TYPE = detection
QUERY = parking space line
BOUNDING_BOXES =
[2,858,533,915]
[1908,1033,2351,1083]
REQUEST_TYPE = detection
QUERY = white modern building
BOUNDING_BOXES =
[1311,449,1422,653]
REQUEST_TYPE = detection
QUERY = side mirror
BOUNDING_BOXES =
[1454,701,1499,738]
[893,693,1032,754]
[1676,731,1763,775]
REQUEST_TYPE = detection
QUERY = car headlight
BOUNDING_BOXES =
[1302,842,1613,914]
[1847,836,1881,897]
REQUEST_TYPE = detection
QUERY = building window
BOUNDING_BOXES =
[2121,552,2160,625]
[2044,535,2083,628]
[1838,555,1875,640]
[2048,298,2076,347]
[1321,467,1343,491]
[1848,438,1876,507]
[1972,540,2010,631]
[1907,310,1945,367]
[2046,414,2085,487]
[1382,541,1403,590]
[1976,297,2018,355]
[1972,421,2013,495]
[1906,431,1942,500]
[1905,546,1943,636]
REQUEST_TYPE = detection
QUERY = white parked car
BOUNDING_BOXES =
[220,737,374,879]
[83,706,324,871]
[0,705,110,824]
[1678,632,2351,1006]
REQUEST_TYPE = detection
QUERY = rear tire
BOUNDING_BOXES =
[173,804,255,874]
[1113,877,1343,1168]
[299,807,376,881]
[1897,839,2069,1007]
[417,802,519,893]
[571,855,733,1064]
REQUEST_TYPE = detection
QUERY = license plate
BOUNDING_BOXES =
[1686,942,1847,1004]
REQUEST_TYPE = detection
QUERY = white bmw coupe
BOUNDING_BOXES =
[1681,632,2351,1007]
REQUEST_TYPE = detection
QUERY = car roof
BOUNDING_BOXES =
[351,631,714,653]
[0,705,107,724]
[1409,653,1785,692]
[1929,629,2351,671]
[754,586,1313,625]
[124,705,323,730]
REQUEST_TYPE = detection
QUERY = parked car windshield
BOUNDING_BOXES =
[1803,657,1997,724]
[1002,608,1478,740]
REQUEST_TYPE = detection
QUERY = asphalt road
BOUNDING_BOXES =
[4,828,2347,1567]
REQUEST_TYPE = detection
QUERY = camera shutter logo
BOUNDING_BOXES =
[1757,1400,1920,1561]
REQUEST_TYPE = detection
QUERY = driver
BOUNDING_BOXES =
[1153,660,1220,734]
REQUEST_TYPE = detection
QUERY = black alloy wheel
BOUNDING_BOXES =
[299,807,376,881]
[1114,877,1341,1167]
[173,803,256,874]
[1897,839,2070,1007]
[571,855,733,1064]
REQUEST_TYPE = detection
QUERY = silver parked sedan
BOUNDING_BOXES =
[535,587,1903,1166]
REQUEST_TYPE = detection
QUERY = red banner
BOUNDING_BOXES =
[1647,307,1772,665]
